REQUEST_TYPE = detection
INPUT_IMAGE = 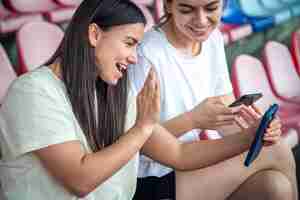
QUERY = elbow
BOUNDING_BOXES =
[67,182,96,198]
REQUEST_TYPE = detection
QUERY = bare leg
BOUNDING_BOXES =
[228,170,293,200]
[175,141,297,200]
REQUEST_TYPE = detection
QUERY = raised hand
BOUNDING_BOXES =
[135,67,160,133]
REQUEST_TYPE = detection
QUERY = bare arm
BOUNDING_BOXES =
[34,125,151,198]
[34,68,160,198]
[143,117,281,171]
[162,94,238,138]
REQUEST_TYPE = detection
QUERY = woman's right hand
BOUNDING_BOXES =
[135,67,160,134]
[187,95,241,130]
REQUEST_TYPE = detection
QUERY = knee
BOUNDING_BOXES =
[261,170,293,200]
[268,142,296,173]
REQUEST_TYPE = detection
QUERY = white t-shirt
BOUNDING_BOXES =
[0,67,138,200]
[129,27,233,177]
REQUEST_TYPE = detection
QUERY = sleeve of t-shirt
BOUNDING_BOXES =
[0,76,78,158]
[213,29,233,96]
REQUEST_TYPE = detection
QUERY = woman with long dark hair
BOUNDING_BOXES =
[0,0,289,200]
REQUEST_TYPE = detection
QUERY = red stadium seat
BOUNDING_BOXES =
[54,0,82,7]
[44,7,77,23]
[291,29,300,76]
[4,0,58,13]
[131,0,154,7]
[16,22,64,74]
[263,41,300,104]
[231,54,300,147]
[0,43,17,105]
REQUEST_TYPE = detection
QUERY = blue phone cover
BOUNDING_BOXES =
[244,104,279,167]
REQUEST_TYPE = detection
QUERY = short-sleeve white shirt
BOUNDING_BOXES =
[129,27,233,177]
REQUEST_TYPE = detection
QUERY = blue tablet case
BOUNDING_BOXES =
[244,104,279,167]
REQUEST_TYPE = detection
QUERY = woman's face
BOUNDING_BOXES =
[166,0,222,42]
[89,23,145,85]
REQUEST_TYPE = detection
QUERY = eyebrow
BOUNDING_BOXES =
[178,0,220,8]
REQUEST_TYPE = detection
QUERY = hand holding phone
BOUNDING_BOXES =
[244,104,279,167]
[229,93,262,107]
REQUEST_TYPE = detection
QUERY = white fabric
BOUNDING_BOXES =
[129,27,233,177]
[0,67,138,200]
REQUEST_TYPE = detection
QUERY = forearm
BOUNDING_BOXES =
[162,111,195,138]
[36,125,153,197]
[177,133,252,170]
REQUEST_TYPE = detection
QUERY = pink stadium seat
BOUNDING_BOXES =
[133,4,154,32]
[0,43,17,105]
[4,0,58,13]
[263,41,300,104]
[0,3,11,19]
[0,2,44,34]
[154,0,164,23]
[291,29,300,75]
[131,0,154,6]
[54,0,82,7]
[231,54,300,147]
[16,22,64,74]
[44,7,77,23]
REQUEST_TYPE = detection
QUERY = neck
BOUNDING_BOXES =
[49,62,62,80]
[162,19,201,56]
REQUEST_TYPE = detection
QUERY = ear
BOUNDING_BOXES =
[88,23,103,47]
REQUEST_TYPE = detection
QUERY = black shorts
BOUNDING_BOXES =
[133,172,176,200]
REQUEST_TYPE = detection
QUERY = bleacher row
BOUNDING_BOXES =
[0,1,300,145]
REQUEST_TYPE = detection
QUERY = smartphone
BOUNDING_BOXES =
[229,93,263,107]
[244,104,279,167]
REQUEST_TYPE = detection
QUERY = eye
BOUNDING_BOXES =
[179,8,193,14]
[206,5,219,12]
[125,41,135,47]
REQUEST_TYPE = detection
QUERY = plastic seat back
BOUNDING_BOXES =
[4,0,57,13]
[263,41,300,100]
[231,54,282,111]
[291,29,300,75]
[17,22,64,74]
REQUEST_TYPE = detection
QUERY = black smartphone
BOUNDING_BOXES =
[229,93,263,107]
[244,104,279,167]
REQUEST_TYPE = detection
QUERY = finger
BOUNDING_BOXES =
[263,136,281,143]
[234,115,249,129]
[250,104,263,115]
[244,106,262,119]
[238,109,257,125]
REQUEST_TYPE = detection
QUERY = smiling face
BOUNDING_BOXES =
[165,0,222,43]
[88,23,145,85]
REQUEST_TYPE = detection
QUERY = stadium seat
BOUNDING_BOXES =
[0,43,17,105]
[154,0,164,23]
[4,0,58,13]
[44,7,77,23]
[0,2,44,34]
[134,4,154,32]
[16,22,64,74]
[54,0,82,7]
[231,54,300,147]
[291,29,300,75]
[131,0,154,7]
[262,41,300,104]
[261,0,286,11]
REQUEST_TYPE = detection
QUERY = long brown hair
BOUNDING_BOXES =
[45,0,146,151]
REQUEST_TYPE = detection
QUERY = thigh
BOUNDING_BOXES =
[175,142,295,200]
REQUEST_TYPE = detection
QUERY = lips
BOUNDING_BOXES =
[116,63,128,74]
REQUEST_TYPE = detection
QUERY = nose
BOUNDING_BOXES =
[194,9,209,26]
[127,51,138,64]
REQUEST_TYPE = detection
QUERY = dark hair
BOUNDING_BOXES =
[157,0,172,27]
[45,0,146,151]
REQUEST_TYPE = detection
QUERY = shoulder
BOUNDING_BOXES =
[205,28,225,49]
[138,28,167,54]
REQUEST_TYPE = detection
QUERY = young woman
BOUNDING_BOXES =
[129,0,298,199]
[0,0,289,200]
